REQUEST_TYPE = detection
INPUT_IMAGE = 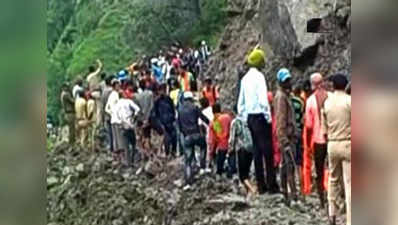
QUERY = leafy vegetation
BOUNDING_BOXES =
[47,0,227,124]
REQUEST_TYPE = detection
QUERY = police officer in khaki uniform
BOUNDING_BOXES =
[75,89,89,147]
[60,83,75,144]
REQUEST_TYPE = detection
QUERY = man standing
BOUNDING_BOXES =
[101,76,115,152]
[75,90,89,147]
[304,73,329,208]
[60,83,75,145]
[86,92,97,151]
[322,74,351,225]
[105,79,121,153]
[116,92,141,167]
[86,59,103,124]
[153,84,177,158]
[237,48,279,194]
[86,59,103,92]
[291,82,305,193]
[134,80,154,157]
[178,92,209,187]
[274,68,298,205]
[72,78,84,99]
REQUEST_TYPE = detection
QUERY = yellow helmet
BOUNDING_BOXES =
[247,48,266,68]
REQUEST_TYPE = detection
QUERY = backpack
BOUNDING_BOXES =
[237,118,254,153]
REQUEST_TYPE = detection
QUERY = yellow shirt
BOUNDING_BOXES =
[170,89,180,107]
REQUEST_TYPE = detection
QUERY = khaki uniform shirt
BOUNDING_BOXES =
[75,97,87,121]
[322,91,351,141]
[87,99,96,122]
[87,71,101,91]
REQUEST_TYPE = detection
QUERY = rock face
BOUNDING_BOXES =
[206,0,351,110]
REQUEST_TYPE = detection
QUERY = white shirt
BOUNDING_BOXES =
[199,107,214,129]
[164,62,172,80]
[199,106,214,140]
[105,90,120,124]
[116,99,141,129]
[237,67,272,123]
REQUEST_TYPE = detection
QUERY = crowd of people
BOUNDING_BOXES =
[59,43,351,225]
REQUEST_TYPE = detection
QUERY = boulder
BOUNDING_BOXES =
[206,0,351,111]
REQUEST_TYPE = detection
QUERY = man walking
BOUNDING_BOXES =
[274,68,298,205]
[153,84,177,158]
[322,74,351,225]
[237,48,279,194]
[208,103,235,178]
[178,92,209,187]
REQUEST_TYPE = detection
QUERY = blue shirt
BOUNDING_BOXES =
[152,65,164,83]
[237,68,272,123]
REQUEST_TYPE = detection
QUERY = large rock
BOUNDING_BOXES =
[207,0,351,111]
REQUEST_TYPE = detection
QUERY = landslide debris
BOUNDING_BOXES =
[47,143,343,225]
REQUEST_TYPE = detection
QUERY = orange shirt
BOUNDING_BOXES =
[202,86,218,106]
[208,113,233,153]
[305,94,327,144]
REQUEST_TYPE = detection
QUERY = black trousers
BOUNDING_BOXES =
[247,114,278,193]
[216,150,237,178]
[122,128,136,166]
[163,125,177,156]
[238,150,253,182]
[314,143,328,193]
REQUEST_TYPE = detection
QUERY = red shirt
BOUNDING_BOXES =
[172,57,181,69]
[208,113,233,154]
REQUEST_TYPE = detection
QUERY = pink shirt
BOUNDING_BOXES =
[305,94,326,144]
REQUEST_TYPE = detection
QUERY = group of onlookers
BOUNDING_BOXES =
[59,42,350,225]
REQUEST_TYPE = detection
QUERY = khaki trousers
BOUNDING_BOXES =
[91,91,102,127]
[328,140,351,225]
[76,120,89,147]
[64,113,75,144]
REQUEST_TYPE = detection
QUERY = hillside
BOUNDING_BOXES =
[47,0,227,123]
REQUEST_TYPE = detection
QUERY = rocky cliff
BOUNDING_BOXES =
[206,0,351,110]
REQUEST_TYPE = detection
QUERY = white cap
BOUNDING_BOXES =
[151,58,159,64]
[111,78,120,86]
[184,91,194,99]
[201,40,206,45]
